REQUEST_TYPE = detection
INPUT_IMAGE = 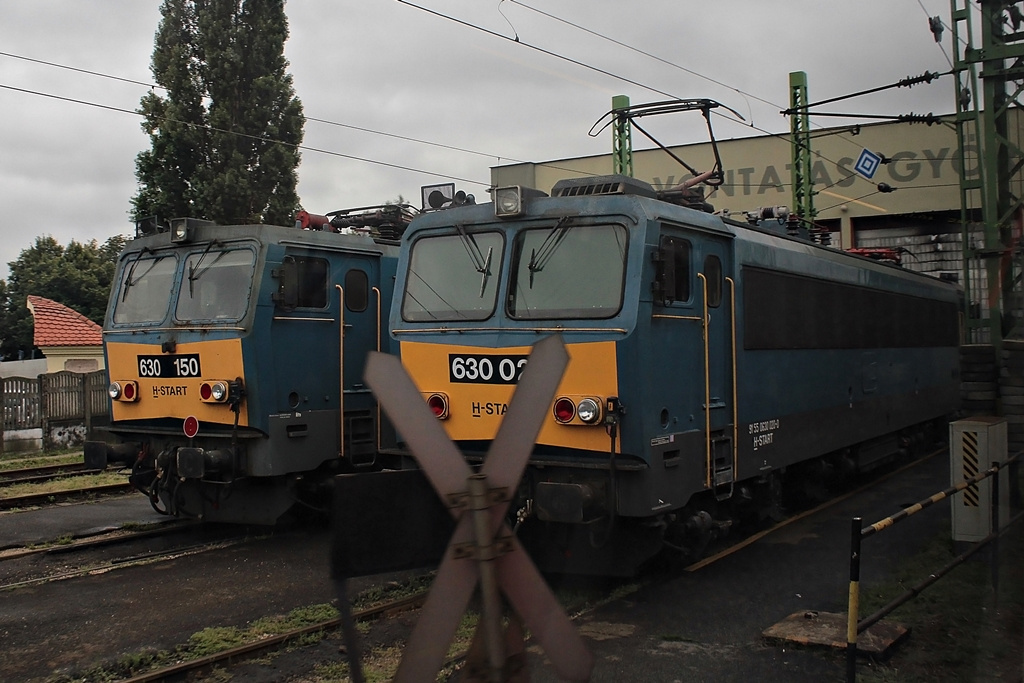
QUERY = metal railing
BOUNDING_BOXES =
[845,450,1022,682]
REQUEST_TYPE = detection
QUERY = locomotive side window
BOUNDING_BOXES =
[113,253,178,325]
[507,223,627,319]
[344,269,368,312]
[704,254,722,308]
[743,267,960,349]
[174,248,255,322]
[654,235,691,305]
[296,257,328,308]
[402,231,504,321]
[273,255,328,310]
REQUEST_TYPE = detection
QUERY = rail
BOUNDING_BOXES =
[845,449,1022,682]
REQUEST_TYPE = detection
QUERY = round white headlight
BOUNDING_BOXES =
[108,382,122,400]
[210,382,228,402]
[577,398,601,424]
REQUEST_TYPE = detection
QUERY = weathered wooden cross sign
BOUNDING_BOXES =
[363,335,593,682]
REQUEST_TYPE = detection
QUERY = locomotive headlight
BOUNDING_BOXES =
[170,217,192,243]
[108,381,139,402]
[576,398,601,424]
[553,395,603,425]
[200,381,230,403]
[494,186,523,217]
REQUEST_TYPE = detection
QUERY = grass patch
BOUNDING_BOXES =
[49,569,618,682]
[54,573,439,682]
[856,519,1024,682]
[0,451,83,471]
[1,470,126,498]
[187,626,250,657]
[351,574,435,610]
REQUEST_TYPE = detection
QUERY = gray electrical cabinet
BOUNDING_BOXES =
[949,417,1010,542]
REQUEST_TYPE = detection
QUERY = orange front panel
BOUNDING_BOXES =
[400,340,618,452]
[106,338,248,427]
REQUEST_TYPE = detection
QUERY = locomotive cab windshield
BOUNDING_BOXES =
[401,230,504,321]
[400,219,629,322]
[507,221,627,319]
[112,242,257,326]
[114,252,178,324]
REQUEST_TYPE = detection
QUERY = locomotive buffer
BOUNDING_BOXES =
[339,335,592,682]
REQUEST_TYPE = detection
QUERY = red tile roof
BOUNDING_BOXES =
[26,295,102,347]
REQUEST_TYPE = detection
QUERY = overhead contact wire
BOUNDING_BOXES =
[0,82,490,187]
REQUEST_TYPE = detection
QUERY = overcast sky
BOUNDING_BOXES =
[0,1,959,281]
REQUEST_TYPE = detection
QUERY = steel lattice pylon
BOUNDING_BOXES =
[789,71,817,228]
[951,0,1024,346]
[612,94,634,177]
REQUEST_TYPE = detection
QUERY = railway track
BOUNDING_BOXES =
[0,461,97,485]
[0,522,272,591]
[0,481,135,510]
[1,535,255,592]
[0,518,195,562]
[683,446,948,572]
[120,590,431,683]
[106,452,952,682]
[0,444,957,682]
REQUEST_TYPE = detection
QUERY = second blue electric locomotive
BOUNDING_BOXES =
[86,206,410,523]
[388,175,961,575]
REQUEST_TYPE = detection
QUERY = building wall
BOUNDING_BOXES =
[40,346,105,375]
[0,358,48,379]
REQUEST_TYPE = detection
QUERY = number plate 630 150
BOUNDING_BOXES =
[137,353,202,378]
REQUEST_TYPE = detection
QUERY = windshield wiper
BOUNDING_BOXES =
[527,217,571,288]
[479,246,493,298]
[187,242,223,298]
[120,248,153,302]
[454,224,493,298]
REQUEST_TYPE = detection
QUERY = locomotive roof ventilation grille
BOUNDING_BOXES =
[551,174,657,199]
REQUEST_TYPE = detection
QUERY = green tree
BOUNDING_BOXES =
[132,0,304,227]
[132,0,205,223]
[0,235,128,360]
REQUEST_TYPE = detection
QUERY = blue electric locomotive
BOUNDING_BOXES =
[389,175,961,575]
[86,207,409,523]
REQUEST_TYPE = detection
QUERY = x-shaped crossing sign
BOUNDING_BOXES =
[364,335,593,682]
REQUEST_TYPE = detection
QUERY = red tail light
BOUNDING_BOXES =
[426,393,449,419]
[553,397,575,423]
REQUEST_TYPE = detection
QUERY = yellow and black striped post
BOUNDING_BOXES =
[847,516,862,683]
[962,430,981,507]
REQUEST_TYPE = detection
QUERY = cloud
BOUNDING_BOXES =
[0,0,959,279]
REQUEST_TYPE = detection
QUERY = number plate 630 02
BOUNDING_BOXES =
[448,353,528,384]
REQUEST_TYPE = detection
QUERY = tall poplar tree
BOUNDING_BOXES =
[132,0,304,227]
